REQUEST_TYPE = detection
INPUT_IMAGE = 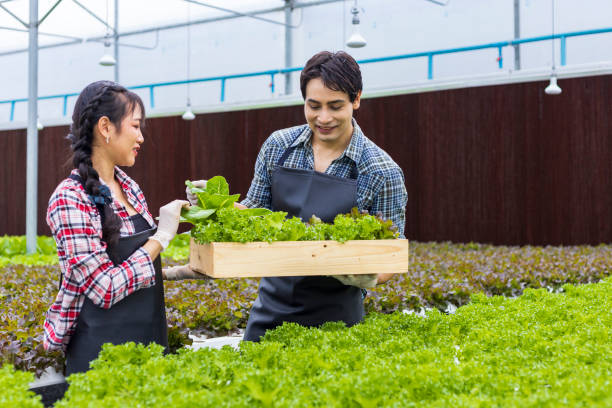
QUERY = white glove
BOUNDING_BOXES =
[331,274,378,289]
[162,264,209,281]
[186,179,207,206]
[150,200,189,250]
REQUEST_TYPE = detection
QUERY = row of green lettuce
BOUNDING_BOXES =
[0,234,190,267]
[4,277,611,407]
[183,177,399,243]
[1,239,611,376]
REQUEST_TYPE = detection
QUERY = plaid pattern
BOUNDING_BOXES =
[242,119,408,237]
[43,167,157,351]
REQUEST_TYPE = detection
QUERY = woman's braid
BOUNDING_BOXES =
[68,82,126,247]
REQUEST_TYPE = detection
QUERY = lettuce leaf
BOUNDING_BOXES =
[180,206,216,224]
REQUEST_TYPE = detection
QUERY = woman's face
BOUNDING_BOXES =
[105,105,144,167]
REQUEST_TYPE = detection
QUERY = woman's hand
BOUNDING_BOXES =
[163,264,209,281]
[150,200,190,250]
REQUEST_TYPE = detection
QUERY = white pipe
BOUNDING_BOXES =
[285,0,293,95]
[114,0,119,82]
[26,0,38,253]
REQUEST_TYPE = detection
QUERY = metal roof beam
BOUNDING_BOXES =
[0,0,345,55]
[184,0,297,28]
[0,24,82,41]
[0,2,28,28]
[38,0,63,25]
[72,0,115,33]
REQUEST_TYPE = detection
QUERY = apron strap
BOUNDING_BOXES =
[276,145,359,180]
[276,145,297,167]
[349,163,359,180]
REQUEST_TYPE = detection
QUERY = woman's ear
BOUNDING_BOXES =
[96,116,114,143]
[353,91,362,110]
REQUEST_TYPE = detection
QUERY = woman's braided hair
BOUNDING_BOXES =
[66,80,145,246]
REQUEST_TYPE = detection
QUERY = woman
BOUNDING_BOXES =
[43,80,193,375]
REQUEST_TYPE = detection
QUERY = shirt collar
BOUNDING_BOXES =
[70,166,132,192]
[291,118,365,165]
[113,166,131,189]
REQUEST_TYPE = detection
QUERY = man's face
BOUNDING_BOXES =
[304,78,361,145]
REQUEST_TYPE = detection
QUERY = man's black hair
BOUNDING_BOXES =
[300,51,363,102]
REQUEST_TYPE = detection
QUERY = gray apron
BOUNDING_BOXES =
[64,175,167,375]
[243,144,364,342]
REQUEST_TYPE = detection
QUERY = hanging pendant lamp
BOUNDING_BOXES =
[99,34,116,66]
[346,1,366,48]
[545,74,561,95]
[544,0,561,95]
[99,0,116,66]
[182,2,196,120]
[182,100,195,120]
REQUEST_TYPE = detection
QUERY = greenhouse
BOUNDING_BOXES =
[1,0,611,406]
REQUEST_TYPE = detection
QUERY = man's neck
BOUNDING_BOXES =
[311,124,353,157]
[311,124,354,173]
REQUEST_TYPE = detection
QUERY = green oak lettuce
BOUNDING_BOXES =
[184,177,399,244]
[56,277,612,407]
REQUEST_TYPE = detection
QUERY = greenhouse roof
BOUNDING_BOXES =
[0,0,324,53]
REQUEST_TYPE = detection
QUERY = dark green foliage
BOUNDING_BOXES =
[56,278,612,407]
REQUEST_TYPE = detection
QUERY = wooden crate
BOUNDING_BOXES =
[189,238,409,278]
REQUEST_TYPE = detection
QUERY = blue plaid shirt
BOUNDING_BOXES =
[241,119,408,237]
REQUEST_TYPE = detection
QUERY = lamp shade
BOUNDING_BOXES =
[182,105,195,120]
[347,31,366,48]
[99,52,116,66]
[545,76,562,95]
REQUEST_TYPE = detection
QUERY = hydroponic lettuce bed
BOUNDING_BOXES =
[4,277,611,407]
[1,237,611,376]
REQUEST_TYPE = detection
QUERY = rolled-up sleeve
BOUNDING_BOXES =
[370,168,408,238]
[241,138,275,210]
[48,189,156,309]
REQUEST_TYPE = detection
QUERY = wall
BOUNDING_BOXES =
[1,74,611,245]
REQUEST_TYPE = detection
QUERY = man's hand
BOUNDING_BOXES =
[331,274,378,289]
[376,273,394,285]
[162,264,209,281]
[186,180,207,206]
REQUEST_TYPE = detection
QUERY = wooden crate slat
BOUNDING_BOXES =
[190,239,409,278]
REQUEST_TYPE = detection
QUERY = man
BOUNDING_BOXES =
[239,51,408,341]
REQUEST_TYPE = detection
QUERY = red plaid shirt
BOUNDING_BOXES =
[43,167,157,351]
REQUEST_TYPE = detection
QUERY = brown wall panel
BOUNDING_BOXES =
[0,129,27,234]
[1,74,611,245]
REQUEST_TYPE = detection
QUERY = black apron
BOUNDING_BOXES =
[64,176,167,375]
[243,144,364,342]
